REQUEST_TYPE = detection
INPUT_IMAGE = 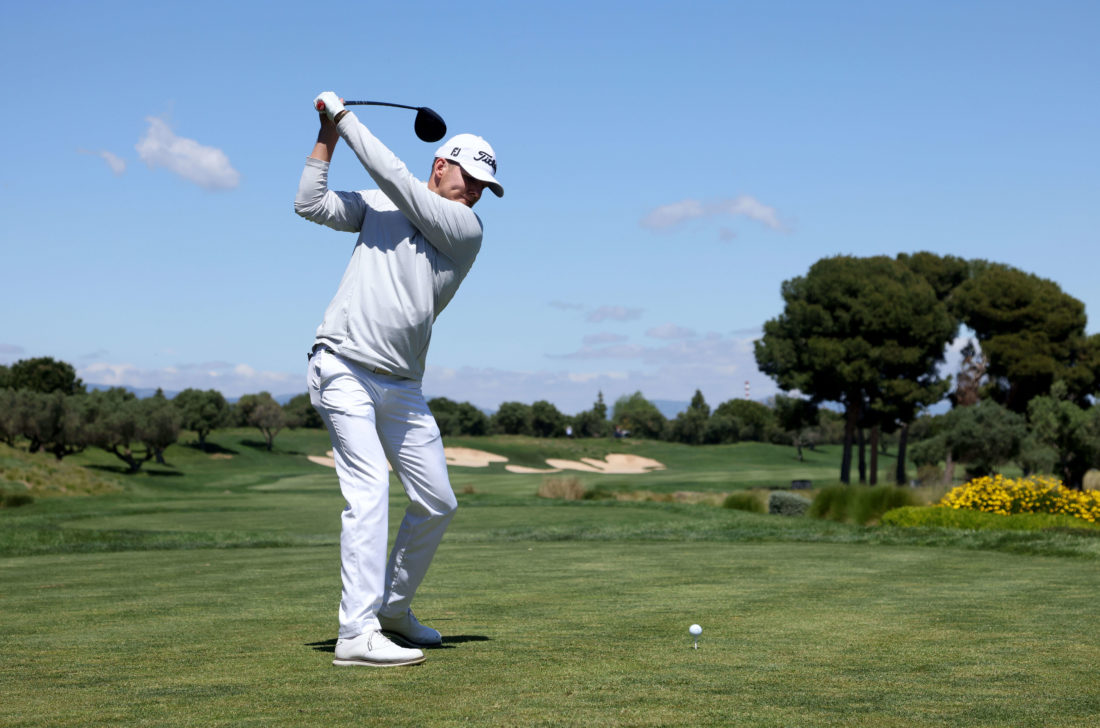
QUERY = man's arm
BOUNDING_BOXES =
[334,113,482,265]
[294,114,366,232]
[310,115,340,163]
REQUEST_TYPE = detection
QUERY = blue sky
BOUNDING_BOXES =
[2,1,1097,414]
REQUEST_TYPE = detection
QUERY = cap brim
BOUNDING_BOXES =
[459,162,504,197]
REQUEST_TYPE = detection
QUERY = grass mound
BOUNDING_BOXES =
[0,443,123,499]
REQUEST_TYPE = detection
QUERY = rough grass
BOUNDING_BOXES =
[536,475,588,500]
[809,483,922,524]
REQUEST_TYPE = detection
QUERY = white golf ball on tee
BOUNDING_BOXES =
[689,624,702,636]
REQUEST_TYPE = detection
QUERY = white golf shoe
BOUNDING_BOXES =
[378,609,443,647]
[332,631,425,667]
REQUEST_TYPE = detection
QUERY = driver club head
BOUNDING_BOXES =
[414,107,447,143]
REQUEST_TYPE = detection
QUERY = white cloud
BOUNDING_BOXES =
[587,305,644,323]
[0,343,26,362]
[639,199,705,229]
[710,196,784,230]
[550,343,646,360]
[80,149,127,175]
[424,335,778,414]
[80,360,296,398]
[641,195,786,233]
[646,323,696,340]
[582,332,629,345]
[136,116,240,190]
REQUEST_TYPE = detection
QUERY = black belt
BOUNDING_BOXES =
[308,344,397,377]
[307,343,332,361]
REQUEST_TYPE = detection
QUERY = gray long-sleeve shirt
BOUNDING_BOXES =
[294,113,484,381]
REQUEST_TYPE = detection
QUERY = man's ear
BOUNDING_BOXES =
[428,158,447,187]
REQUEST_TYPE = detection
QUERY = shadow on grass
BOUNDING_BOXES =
[85,464,183,477]
[241,439,303,456]
[307,634,491,653]
[183,441,239,455]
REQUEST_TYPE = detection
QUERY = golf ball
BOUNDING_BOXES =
[689,624,702,636]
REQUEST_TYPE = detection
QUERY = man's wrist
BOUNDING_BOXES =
[333,109,349,124]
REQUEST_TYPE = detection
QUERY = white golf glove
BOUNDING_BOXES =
[313,91,345,122]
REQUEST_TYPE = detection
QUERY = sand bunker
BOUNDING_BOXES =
[507,454,665,475]
[307,452,337,469]
[550,454,665,474]
[445,447,509,468]
[308,447,664,475]
[308,447,505,470]
[307,451,392,471]
[505,465,563,474]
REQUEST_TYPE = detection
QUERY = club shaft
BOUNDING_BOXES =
[343,100,420,111]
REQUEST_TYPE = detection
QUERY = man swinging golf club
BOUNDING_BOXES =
[296,91,502,667]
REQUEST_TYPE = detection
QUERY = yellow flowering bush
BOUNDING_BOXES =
[939,474,1100,523]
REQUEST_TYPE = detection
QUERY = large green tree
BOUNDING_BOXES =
[571,391,611,438]
[755,255,956,483]
[7,357,85,394]
[492,401,533,435]
[236,392,286,451]
[1027,382,1100,488]
[773,394,819,461]
[911,400,1027,479]
[140,390,181,465]
[80,388,176,473]
[951,263,1100,412]
[428,397,490,436]
[530,400,567,438]
[712,399,777,442]
[174,388,231,449]
[668,390,710,445]
[19,390,86,460]
[612,392,666,440]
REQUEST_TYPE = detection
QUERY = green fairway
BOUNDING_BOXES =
[2,431,1099,726]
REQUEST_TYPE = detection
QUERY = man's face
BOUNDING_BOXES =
[432,159,486,208]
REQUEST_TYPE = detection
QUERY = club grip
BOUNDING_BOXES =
[315,100,326,111]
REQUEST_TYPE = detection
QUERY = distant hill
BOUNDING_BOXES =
[86,384,300,405]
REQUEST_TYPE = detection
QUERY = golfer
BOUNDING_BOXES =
[295,91,502,667]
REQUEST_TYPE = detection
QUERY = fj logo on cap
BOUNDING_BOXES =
[450,148,461,158]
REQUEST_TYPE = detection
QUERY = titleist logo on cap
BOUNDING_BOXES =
[450,146,497,174]
[474,151,497,173]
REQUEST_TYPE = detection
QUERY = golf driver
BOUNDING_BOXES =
[315,98,447,142]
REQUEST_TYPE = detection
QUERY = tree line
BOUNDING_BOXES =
[0,357,322,472]
[6,251,1098,488]
[0,357,843,473]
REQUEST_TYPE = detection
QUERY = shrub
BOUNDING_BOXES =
[882,505,1100,533]
[916,464,943,486]
[810,484,920,525]
[808,485,854,521]
[0,490,34,508]
[939,474,1100,524]
[768,491,812,516]
[722,491,766,513]
[537,476,587,501]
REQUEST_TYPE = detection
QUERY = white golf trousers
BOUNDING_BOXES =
[307,348,457,639]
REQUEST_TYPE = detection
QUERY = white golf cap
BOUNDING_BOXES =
[434,133,503,197]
